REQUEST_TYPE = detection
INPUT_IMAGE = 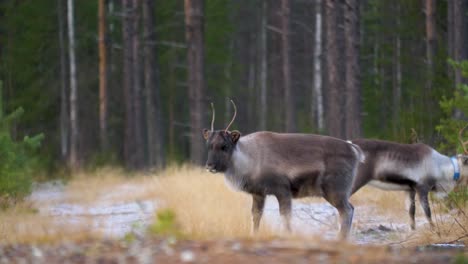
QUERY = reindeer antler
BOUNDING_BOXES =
[225,100,237,132]
[210,102,215,131]
[458,123,468,154]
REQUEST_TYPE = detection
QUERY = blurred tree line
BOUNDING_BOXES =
[0,0,467,172]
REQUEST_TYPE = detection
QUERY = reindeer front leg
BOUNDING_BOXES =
[408,189,416,230]
[251,194,265,234]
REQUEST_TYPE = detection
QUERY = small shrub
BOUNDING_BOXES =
[148,208,183,238]
[0,106,43,208]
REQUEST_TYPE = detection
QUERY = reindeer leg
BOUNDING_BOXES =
[275,191,292,232]
[251,194,265,234]
[417,187,434,228]
[328,199,354,240]
[322,193,354,239]
[408,189,416,230]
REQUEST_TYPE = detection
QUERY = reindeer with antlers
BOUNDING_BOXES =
[202,101,365,239]
[351,124,468,230]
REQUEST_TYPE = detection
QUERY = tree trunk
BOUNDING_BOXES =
[143,0,165,169]
[131,0,145,169]
[313,0,324,131]
[98,0,108,152]
[424,0,435,131]
[57,0,68,161]
[259,0,268,131]
[122,0,135,168]
[447,0,454,78]
[325,0,342,138]
[453,0,468,87]
[67,0,79,170]
[392,1,401,136]
[247,31,256,132]
[281,0,295,132]
[184,0,205,165]
[344,0,361,139]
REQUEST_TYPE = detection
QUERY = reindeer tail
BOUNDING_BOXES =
[347,140,366,163]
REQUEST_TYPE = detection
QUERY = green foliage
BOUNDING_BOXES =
[0,92,44,208]
[361,0,451,142]
[447,186,468,209]
[454,254,468,264]
[148,208,183,238]
[436,60,468,154]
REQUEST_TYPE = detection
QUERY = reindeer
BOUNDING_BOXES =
[202,101,365,239]
[351,125,468,230]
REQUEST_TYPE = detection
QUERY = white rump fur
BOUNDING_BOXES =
[346,140,366,163]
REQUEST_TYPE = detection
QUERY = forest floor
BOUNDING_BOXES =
[0,166,466,263]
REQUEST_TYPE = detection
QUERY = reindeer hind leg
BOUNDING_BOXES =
[323,191,354,239]
[274,190,292,232]
[417,187,434,228]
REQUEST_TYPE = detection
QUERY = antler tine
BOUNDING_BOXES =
[225,100,237,132]
[210,102,215,132]
[459,123,468,154]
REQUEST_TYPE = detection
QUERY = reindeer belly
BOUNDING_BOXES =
[290,171,323,198]
[368,180,412,191]
[370,171,417,191]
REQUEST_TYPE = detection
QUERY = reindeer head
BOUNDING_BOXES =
[203,101,241,173]
[457,124,468,183]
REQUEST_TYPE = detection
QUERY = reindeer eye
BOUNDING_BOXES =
[221,145,228,151]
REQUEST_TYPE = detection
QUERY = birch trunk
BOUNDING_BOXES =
[313,0,323,131]
[67,0,78,169]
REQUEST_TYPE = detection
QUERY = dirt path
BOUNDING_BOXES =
[1,237,464,263]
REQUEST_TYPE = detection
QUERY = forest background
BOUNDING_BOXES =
[0,0,467,188]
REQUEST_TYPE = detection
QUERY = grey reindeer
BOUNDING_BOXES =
[351,126,468,230]
[203,101,365,239]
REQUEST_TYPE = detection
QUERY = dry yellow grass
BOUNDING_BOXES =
[0,202,100,245]
[2,165,465,246]
[352,186,468,245]
[145,165,276,239]
[402,198,468,246]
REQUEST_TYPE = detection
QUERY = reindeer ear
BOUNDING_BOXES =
[203,129,211,140]
[230,130,241,144]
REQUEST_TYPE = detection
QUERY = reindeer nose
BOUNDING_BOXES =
[205,163,217,173]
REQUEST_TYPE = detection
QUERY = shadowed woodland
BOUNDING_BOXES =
[0,0,468,172]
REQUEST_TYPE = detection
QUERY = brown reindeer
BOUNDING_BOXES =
[203,101,365,239]
[351,125,468,230]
